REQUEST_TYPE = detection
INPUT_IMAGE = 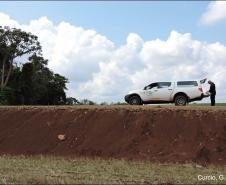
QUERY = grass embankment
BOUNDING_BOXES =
[0,155,226,184]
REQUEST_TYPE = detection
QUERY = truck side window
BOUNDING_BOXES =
[177,81,198,87]
[146,83,158,90]
[157,82,171,88]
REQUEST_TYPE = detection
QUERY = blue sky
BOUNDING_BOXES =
[1,1,226,102]
[0,1,225,46]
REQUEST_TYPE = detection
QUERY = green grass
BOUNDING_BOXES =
[190,103,226,106]
[0,155,226,184]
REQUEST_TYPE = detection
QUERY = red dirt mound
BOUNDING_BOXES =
[0,106,226,165]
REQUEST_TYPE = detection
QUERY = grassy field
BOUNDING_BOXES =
[0,155,226,184]
[190,103,226,106]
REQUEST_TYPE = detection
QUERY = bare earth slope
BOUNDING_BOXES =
[0,106,226,165]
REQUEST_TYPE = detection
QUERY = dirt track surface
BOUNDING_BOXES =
[0,105,226,165]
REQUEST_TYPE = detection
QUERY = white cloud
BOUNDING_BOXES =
[0,12,20,27]
[0,12,226,103]
[200,1,226,25]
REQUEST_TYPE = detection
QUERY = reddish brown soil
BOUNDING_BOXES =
[0,106,226,165]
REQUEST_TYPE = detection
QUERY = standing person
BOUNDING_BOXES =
[208,80,216,106]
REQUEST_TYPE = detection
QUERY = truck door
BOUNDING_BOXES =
[142,83,158,101]
[150,82,173,101]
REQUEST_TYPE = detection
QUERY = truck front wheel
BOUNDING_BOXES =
[129,95,142,105]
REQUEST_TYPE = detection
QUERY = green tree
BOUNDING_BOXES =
[5,54,68,105]
[66,97,79,105]
[79,99,96,105]
[47,73,68,105]
[0,64,22,105]
[20,55,68,105]
[24,54,50,105]
[0,27,70,105]
[0,27,41,92]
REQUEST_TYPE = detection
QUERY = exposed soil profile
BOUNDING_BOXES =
[0,106,226,165]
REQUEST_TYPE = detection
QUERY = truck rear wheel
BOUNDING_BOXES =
[175,95,187,106]
[129,95,142,105]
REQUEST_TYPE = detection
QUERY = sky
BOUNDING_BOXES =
[0,1,226,103]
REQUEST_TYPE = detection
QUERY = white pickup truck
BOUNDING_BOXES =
[124,79,209,106]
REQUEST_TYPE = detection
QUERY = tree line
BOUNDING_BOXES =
[0,26,126,106]
[0,26,68,105]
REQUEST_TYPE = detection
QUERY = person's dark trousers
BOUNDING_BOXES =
[210,94,215,106]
